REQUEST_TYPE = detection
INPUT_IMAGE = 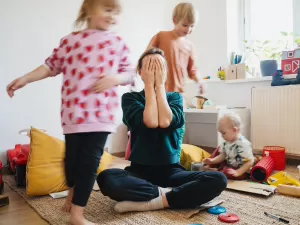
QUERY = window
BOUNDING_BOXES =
[242,0,299,77]
[244,0,294,42]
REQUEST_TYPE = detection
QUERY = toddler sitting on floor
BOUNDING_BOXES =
[203,113,254,180]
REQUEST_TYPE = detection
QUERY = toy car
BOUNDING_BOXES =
[0,161,4,194]
[7,144,30,187]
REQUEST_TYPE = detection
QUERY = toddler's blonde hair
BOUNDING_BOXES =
[75,0,121,28]
[173,2,199,24]
[218,112,242,130]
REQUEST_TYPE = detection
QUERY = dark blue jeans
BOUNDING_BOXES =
[97,163,227,209]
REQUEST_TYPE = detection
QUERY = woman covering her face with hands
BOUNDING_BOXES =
[97,48,227,213]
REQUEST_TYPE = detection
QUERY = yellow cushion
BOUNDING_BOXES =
[180,144,211,170]
[97,151,114,174]
[27,128,114,196]
[27,128,67,196]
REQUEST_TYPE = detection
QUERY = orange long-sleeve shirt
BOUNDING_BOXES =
[147,31,198,93]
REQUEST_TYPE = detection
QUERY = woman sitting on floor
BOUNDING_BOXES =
[97,48,227,213]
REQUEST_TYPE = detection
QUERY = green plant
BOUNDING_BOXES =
[245,32,300,62]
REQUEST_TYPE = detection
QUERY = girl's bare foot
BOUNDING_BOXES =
[70,204,96,225]
[70,217,96,225]
[62,188,73,212]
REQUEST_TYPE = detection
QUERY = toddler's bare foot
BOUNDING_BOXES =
[62,188,73,212]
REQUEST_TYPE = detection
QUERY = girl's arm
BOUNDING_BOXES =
[24,65,52,83]
[7,65,51,98]
[7,35,66,98]
[92,42,135,93]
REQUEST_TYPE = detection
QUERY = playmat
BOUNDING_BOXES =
[4,162,300,225]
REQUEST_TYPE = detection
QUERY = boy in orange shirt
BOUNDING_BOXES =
[147,2,204,101]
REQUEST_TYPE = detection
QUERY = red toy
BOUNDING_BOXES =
[250,156,275,182]
[7,144,30,187]
[6,128,46,187]
[0,161,4,194]
[263,146,286,170]
[218,213,240,223]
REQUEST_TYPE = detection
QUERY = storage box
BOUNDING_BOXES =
[226,65,237,80]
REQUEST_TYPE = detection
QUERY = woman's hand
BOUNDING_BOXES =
[141,56,155,87]
[154,56,167,87]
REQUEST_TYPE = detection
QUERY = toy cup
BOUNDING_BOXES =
[191,162,204,172]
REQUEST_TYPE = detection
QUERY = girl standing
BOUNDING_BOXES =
[7,0,133,224]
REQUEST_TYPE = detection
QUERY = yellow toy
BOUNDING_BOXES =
[267,171,300,187]
[217,68,225,80]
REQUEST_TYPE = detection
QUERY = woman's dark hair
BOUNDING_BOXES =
[136,48,165,71]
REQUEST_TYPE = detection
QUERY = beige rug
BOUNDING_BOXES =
[4,166,300,225]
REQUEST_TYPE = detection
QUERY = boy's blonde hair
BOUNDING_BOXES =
[75,0,121,28]
[173,2,198,24]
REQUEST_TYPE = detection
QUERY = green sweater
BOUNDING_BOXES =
[122,90,185,165]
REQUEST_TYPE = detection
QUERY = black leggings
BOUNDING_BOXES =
[97,163,227,209]
[65,132,109,207]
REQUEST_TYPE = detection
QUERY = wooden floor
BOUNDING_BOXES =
[0,185,48,225]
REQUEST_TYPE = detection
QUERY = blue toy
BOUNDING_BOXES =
[271,69,300,86]
[207,206,227,215]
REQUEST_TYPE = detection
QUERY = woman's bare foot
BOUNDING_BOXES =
[62,187,73,212]
[70,204,96,225]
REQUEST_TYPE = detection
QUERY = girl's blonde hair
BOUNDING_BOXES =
[173,2,199,25]
[75,0,121,28]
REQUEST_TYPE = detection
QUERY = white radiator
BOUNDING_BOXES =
[251,85,300,157]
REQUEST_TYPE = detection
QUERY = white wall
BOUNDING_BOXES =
[0,0,168,162]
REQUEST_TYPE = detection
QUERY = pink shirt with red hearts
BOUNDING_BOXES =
[44,29,134,134]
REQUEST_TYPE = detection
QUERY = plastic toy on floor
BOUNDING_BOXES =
[250,156,275,182]
[271,69,300,86]
[267,171,300,187]
[7,144,30,187]
[6,128,46,186]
